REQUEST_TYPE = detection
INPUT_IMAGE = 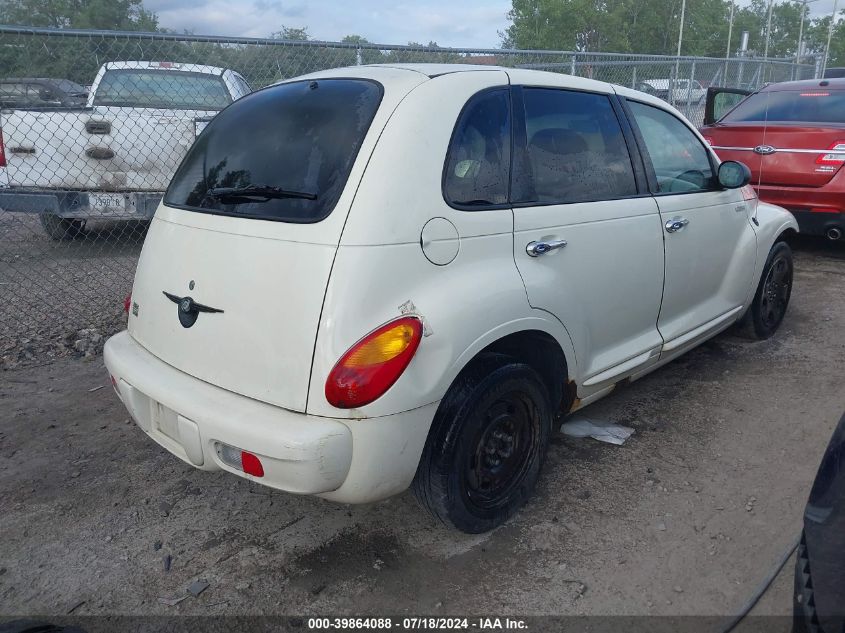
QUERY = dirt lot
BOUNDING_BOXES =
[1,239,843,620]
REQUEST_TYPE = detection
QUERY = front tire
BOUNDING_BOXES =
[413,355,552,533]
[737,241,793,339]
[39,213,85,241]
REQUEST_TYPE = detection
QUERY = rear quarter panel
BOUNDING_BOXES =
[307,70,577,419]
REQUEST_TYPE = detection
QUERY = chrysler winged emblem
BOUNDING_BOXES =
[163,291,223,328]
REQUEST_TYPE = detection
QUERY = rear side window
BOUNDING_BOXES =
[628,101,715,193]
[443,89,511,208]
[721,90,845,124]
[165,79,383,223]
[94,70,231,109]
[522,88,637,204]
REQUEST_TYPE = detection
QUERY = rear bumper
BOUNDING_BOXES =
[755,181,844,238]
[103,331,436,503]
[0,189,161,218]
[786,209,845,239]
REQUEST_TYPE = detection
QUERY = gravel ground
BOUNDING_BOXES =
[0,238,843,621]
[0,211,146,369]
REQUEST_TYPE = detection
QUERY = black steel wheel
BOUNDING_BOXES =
[737,241,793,340]
[413,354,552,533]
[464,392,541,512]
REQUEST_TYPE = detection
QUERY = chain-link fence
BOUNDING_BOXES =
[0,25,819,368]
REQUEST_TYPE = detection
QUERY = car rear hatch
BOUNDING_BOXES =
[127,71,425,413]
[705,86,845,188]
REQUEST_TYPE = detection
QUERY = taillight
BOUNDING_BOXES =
[325,316,423,409]
[123,293,131,314]
[816,141,845,166]
[0,128,6,167]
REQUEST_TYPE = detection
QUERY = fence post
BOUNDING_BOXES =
[686,60,696,117]
[356,46,362,66]
[570,54,576,76]
[631,65,637,88]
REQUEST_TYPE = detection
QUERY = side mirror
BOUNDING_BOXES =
[717,160,751,189]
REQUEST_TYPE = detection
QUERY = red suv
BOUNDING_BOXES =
[701,79,845,241]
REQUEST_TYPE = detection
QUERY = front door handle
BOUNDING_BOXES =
[665,217,690,233]
[526,239,567,257]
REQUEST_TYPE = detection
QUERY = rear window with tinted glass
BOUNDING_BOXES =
[721,90,845,124]
[94,70,231,109]
[164,79,383,223]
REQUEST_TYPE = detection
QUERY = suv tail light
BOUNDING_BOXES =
[325,316,423,409]
[0,128,6,167]
[816,141,845,167]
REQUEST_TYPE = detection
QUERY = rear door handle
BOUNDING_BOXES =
[526,239,567,257]
[665,217,689,233]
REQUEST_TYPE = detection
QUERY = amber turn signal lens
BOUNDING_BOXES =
[325,317,423,409]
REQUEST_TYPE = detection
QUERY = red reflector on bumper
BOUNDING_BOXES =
[241,451,264,477]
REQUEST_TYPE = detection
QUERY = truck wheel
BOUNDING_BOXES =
[737,241,793,340]
[39,213,85,241]
[413,354,551,533]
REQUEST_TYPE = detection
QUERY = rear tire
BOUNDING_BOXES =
[737,241,793,339]
[39,213,85,241]
[412,354,552,533]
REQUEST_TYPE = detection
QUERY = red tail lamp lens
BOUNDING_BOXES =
[241,451,264,477]
[325,316,423,409]
[816,141,845,166]
[123,293,132,314]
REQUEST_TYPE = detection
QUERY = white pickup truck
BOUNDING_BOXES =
[0,61,251,239]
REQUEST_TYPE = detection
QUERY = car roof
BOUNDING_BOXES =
[1,78,74,83]
[102,61,228,75]
[762,77,845,91]
[285,63,684,119]
[363,63,509,77]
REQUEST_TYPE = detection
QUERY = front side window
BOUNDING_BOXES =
[94,70,231,110]
[628,100,715,193]
[522,88,637,205]
[443,89,511,208]
[165,78,383,223]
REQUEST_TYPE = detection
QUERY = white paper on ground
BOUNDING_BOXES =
[560,416,635,446]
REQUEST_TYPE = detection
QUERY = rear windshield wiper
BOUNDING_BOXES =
[206,185,317,203]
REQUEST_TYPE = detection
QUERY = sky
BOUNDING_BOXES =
[145,0,842,49]
[144,0,512,49]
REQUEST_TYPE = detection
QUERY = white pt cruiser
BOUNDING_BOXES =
[105,64,798,533]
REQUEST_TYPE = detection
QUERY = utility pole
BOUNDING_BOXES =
[763,0,774,60]
[672,0,687,105]
[676,0,687,58]
[796,0,821,65]
[796,0,807,65]
[725,1,735,83]
[822,0,841,77]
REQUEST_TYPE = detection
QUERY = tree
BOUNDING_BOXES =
[0,0,158,30]
[806,13,845,67]
[500,0,832,61]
